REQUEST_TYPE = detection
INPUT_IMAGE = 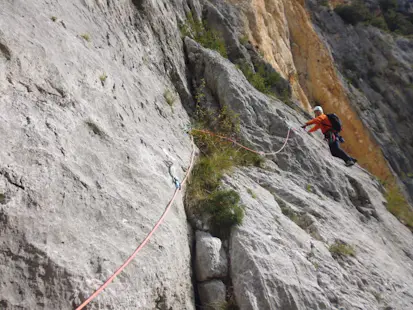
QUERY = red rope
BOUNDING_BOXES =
[76,136,196,310]
[76,126,292,309]
[190,127,292,155]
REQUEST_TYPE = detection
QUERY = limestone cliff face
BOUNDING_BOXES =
[0,0,195,309]
[227,0,312,110]
[226,0,394,183]
[186,37,413,310]
[307,0,413,200]
[1,0,413,309]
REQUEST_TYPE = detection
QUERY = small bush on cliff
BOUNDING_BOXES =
[385,184,413,230]
[382,10,413,35]
[237,62,269,93]
[379,0,397,12]
[335,0,413,35]
[247,188,257,199]
[99,73,107,84]
[376,0,413,35]
[239,34,249,45]
[334,1,371,25]
[219,299,239,310]
[180,13,228,58]
[319,0,329,7]
[163,89,176,106]
[367,16,389,31]
[329,241,355,258]
[187,89,263,237]
[202,190,244,236]
[80,33,91,42]
[237,62,290,101]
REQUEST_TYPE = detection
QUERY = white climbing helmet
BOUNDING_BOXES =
[313,106,323,114]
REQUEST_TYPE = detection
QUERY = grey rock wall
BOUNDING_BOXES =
[1,0,413,309]
[185,37,413,310]
[307,0,413,201]
[0,0,197,309]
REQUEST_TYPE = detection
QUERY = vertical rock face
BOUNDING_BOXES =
[198,280,226,309]
[195,231,228,282]
[226,0,312,109]
[222,0,394,194]
[185,38,413,310]
[307,0,413,200]
[1,0,413,309]
[0,0,196,309]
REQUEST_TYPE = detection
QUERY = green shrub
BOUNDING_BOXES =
[379,0,397,12]
[192,130,263,171]
[367,16,389,31]
[334,2,370,25]
[247,188,257,199]
[219,299,239,310]
[280,204,299,223]
[187,103,263,237]
[51,16,57,22]
[180,13,227,58]
[329,241,355,258]
[239,34,249,45]
[319,0,329,7]
[188,152,230,199]
[237,62,290,101]
[163,89,176,106]
[194,102,262,168]
[334,0,413,35]
[385,184,413,230]
[99,73,107,83]
[80,33,91,42]
[203,189,244,236]
[383,10,413,35]
[372,291,382,303]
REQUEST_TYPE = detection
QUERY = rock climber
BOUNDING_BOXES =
[301,106,357,167]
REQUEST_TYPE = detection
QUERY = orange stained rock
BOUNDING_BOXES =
[227,0,392,180]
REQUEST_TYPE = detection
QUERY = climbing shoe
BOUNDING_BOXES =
[345,160,355,167]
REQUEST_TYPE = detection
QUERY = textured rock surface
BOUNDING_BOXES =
[307,0,413,200]
[1,0,413,309]
[0,0,196,309]
[195,231,228,282]
[211,0,395,201]
[198,280,226,310]
[186,38,413,310]
[225,0,312,109]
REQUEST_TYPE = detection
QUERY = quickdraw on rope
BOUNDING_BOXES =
[75,125,293,309]
[75,136,196,310]
[167,162,181,189]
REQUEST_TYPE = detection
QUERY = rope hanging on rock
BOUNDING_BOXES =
[75,126,293,309]
[75,136,196,310]
[190,127,292,156]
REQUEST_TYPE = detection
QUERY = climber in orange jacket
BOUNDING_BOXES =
[302,106,357,167]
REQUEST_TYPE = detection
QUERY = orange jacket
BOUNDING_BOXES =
[306,114,333,134]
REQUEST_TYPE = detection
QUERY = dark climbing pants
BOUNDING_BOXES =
[329,139,352,163]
